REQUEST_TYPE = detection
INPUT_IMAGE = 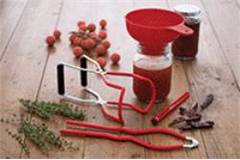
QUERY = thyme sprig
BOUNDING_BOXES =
[2,117,79,156]
[19,99,85,120]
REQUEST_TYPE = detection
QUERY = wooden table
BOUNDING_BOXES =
[0,0,239,158]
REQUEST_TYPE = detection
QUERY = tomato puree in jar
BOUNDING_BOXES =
[133,64,172,102]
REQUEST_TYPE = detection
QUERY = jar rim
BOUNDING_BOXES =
[173,4,201,17]
[137,44,170,56]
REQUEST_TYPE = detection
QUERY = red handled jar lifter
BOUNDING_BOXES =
[57,55,199,151]
[61,120,199,151]
[57,55,156,125]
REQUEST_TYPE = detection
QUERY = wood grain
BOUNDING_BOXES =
[19,0,94,158]
[83,1,145,158]
[0,0,239,158]
[126,1,207,158]
[0,0,62,158]
[201,0,240,88]
[0,0,28,61]
[168,0,240,158]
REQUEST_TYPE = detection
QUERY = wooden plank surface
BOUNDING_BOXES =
[201,0,240,88]
[0,0,240,159]
[130,1,207,159]
[168,0,240,158]
[82,1,145,158]
[0,0,28,61]
[0,0,63,158]
[17,1,68,158]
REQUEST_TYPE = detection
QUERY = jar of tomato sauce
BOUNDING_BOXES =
[171,5,201,60]
[133,44,172,103]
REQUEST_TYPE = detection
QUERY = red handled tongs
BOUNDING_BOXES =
[61,120,199,151]
[57,55,156,125]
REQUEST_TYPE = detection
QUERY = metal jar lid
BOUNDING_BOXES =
[173,4,201,17]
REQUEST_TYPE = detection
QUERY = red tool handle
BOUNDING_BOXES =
[75,71,156,125]
[151,92,190,125]
[101,76,125,124]
[61,129,184,150]
[61,120,187,151]
[96,71,156,125]
[167,24,194,36]
[65,120,185,139]
[106,71,156,114]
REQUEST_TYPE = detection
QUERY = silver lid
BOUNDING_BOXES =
[173,4,201,17]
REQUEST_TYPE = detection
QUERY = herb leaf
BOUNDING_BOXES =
[19,99,85,120]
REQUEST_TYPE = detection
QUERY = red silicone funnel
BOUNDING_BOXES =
[125,8,194,55]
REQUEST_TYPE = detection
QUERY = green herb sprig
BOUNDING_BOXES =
[2,117,79,156]
[19,99,85,120]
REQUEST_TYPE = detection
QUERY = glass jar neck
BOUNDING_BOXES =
[137,44,170,56]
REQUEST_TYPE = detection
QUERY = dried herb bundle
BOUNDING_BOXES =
[20,99,85,120]
[2,116,79,156]
[169,94,215,131]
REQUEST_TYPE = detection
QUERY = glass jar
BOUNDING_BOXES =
[133,45,172,103]
[171,4,201,60]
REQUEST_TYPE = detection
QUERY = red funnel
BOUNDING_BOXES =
[125,8,194,55]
